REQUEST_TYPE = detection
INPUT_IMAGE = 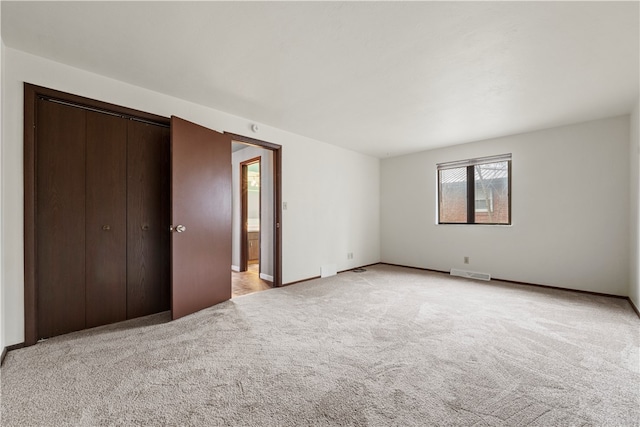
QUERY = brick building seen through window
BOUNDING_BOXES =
[438,155,511,225]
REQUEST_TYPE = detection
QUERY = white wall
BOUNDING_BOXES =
[283,138,380,280]
[1,48,381,346]
[0,11,5,354]
[630,99,640,307]
[231,145,274,278]
[381,116,630,296]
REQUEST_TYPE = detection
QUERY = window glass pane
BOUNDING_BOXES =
[439,167,467,223]
[474,161,509,224]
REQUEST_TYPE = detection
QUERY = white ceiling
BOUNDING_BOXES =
[2,1,638,158]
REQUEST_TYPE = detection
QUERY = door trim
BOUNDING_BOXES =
[23,83,170,346]
[239,156,261,272]
[225,132,282,287]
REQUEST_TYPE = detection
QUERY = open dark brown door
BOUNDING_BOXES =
[170,116,232,320]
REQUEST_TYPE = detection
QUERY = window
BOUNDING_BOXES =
[438,154,511,225]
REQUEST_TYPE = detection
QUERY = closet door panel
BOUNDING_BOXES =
[85,111,128,328]
[36,99,87,339]
[127,121,170,318]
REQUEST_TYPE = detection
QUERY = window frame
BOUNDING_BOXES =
[437,154,512,225]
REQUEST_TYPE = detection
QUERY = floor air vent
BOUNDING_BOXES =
[450,268,491,281]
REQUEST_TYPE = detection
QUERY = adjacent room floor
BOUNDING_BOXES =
[232,263,272,298]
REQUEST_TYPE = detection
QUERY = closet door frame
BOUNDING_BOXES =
[23,83,170,346]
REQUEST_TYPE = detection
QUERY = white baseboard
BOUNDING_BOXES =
[260,273,274,282]
[321,264,337,278]
[231,265,240,272]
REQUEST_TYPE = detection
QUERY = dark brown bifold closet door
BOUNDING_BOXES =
[33,90,172,341]
[36,99,87,339]
[85,111,128,328]
[170,116,232,320]
[127,120,170,318]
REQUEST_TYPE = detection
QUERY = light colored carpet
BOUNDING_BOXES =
[1,264,638,426]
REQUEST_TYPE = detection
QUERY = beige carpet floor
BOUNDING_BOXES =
[1,264,638,426]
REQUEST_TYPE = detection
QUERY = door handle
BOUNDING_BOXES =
[170,224,187,233]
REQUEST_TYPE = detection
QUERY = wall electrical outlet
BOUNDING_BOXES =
[464,256,469,264]
[283,202,288,210]
[347,252,354,260]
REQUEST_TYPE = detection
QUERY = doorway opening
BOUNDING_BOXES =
[234,156,269,297]
[243,158,261,269]
[230,136,281,297]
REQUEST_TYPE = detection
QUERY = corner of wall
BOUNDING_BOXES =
[630,97,640,308]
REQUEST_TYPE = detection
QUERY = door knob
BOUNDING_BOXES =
[170,224,186,233]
